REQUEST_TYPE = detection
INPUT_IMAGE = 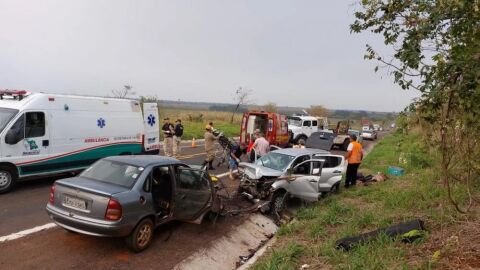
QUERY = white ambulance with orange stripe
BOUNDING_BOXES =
[0,90,160,193]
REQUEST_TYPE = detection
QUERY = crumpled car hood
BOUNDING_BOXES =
[239,162,284,180]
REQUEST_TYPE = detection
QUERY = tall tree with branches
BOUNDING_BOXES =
[351,0,480,212]
[111,85,136,99]
[230,87,252,123]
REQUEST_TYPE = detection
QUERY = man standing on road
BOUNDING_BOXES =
[173,119,184,158]
[252,132,270,159]
[202,125,219,170]
[344,134,363,188]
[162,118,175,157]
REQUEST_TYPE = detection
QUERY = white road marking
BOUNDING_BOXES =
[0,223,57,243]
[0,171,233,244]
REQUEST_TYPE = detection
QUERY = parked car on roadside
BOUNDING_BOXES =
[46,155,220,252]
[238,148,345,212]
[361,130,377,140]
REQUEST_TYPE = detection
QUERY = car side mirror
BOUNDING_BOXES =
[286,168,294,176]
[5,129,22,145]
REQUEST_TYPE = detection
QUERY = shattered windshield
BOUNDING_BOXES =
[256,152,295,172]
[0,108,18,133]
[287,117,302,127]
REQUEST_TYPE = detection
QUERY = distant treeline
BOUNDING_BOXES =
[208,104,249,113]
[157,100,395,121]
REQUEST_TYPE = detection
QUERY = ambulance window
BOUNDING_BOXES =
[25,112,45,138]
[312,121,318,127]
[303,121,311,127]
[6,115,25,144]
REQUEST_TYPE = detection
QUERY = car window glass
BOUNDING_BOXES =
[303,121,311,127]
[256,152,295,171]
[176,168,210,191]
[314,155,341,168]
[81,160,144,188]
[312,120,318,127]
[292,155,311,175]
[25,112,45,138]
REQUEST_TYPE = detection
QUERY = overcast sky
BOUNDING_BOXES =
[0,0,419,111]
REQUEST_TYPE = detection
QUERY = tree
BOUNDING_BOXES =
[306,105,328,117]
[230,87,252,123]
[351,0,480,212]
[112,85,136,99]
[264,102,278,113]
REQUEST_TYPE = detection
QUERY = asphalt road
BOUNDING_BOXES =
[0,136,382,270]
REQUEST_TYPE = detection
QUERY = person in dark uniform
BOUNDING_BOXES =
[162,118,175,157]
[173,119,184,158]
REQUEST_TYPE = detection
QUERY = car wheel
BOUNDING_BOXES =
[0,166,17,194]
[270,191,287,214]
[342,139,350,151]
[126,218,154,253]
[297,137,307,146]
[330,183,340,194]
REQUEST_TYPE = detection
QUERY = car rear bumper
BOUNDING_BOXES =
[46,204,133,237]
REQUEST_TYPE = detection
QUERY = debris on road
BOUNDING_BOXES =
[336,219,426,251]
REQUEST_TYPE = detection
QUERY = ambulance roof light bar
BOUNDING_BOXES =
[0,89,29,100]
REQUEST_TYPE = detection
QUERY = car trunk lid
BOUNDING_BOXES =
[53,177,129,220]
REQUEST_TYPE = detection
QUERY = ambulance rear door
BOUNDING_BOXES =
[143,103,160,153]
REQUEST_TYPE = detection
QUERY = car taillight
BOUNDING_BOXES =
[105,198,122,221]
[49,185,56,205]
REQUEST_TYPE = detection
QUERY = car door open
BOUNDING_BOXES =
[174,167,213,221]
[313,154,345,192]
[286,157,325,202]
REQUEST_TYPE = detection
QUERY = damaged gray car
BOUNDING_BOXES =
[238,148,345,212]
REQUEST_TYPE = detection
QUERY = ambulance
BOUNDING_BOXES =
[0,90,160,193]
[240,110,290,148]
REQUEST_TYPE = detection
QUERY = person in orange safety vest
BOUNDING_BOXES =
[344,134,363,188]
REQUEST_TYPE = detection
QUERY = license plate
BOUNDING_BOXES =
[64,196,87,210]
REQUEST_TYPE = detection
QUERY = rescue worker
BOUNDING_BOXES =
[344,134,363,188]
[173,119,184,158]
[162,118,175,157]
[252,132,270,158]
[208,121,216,132]
[228,143,247,180]
[202,124,219,170]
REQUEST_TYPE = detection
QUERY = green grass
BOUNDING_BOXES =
[158,108,242,140]
[252,132,479,270]
[252,243,305,270]
[180,121,240,140]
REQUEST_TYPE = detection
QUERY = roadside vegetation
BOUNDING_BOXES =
[253,131,480,269]
[161,108,242,140]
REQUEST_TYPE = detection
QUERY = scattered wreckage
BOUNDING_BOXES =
[236,148,346,214]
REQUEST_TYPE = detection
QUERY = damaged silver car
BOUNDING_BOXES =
[238,148,345,212]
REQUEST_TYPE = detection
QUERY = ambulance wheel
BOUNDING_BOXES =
[0,166,17,194]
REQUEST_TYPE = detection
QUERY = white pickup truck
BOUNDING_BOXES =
[288,115,329,145]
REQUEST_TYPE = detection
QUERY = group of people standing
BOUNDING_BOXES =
[162,118,184,158]
[162,119,364,187]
